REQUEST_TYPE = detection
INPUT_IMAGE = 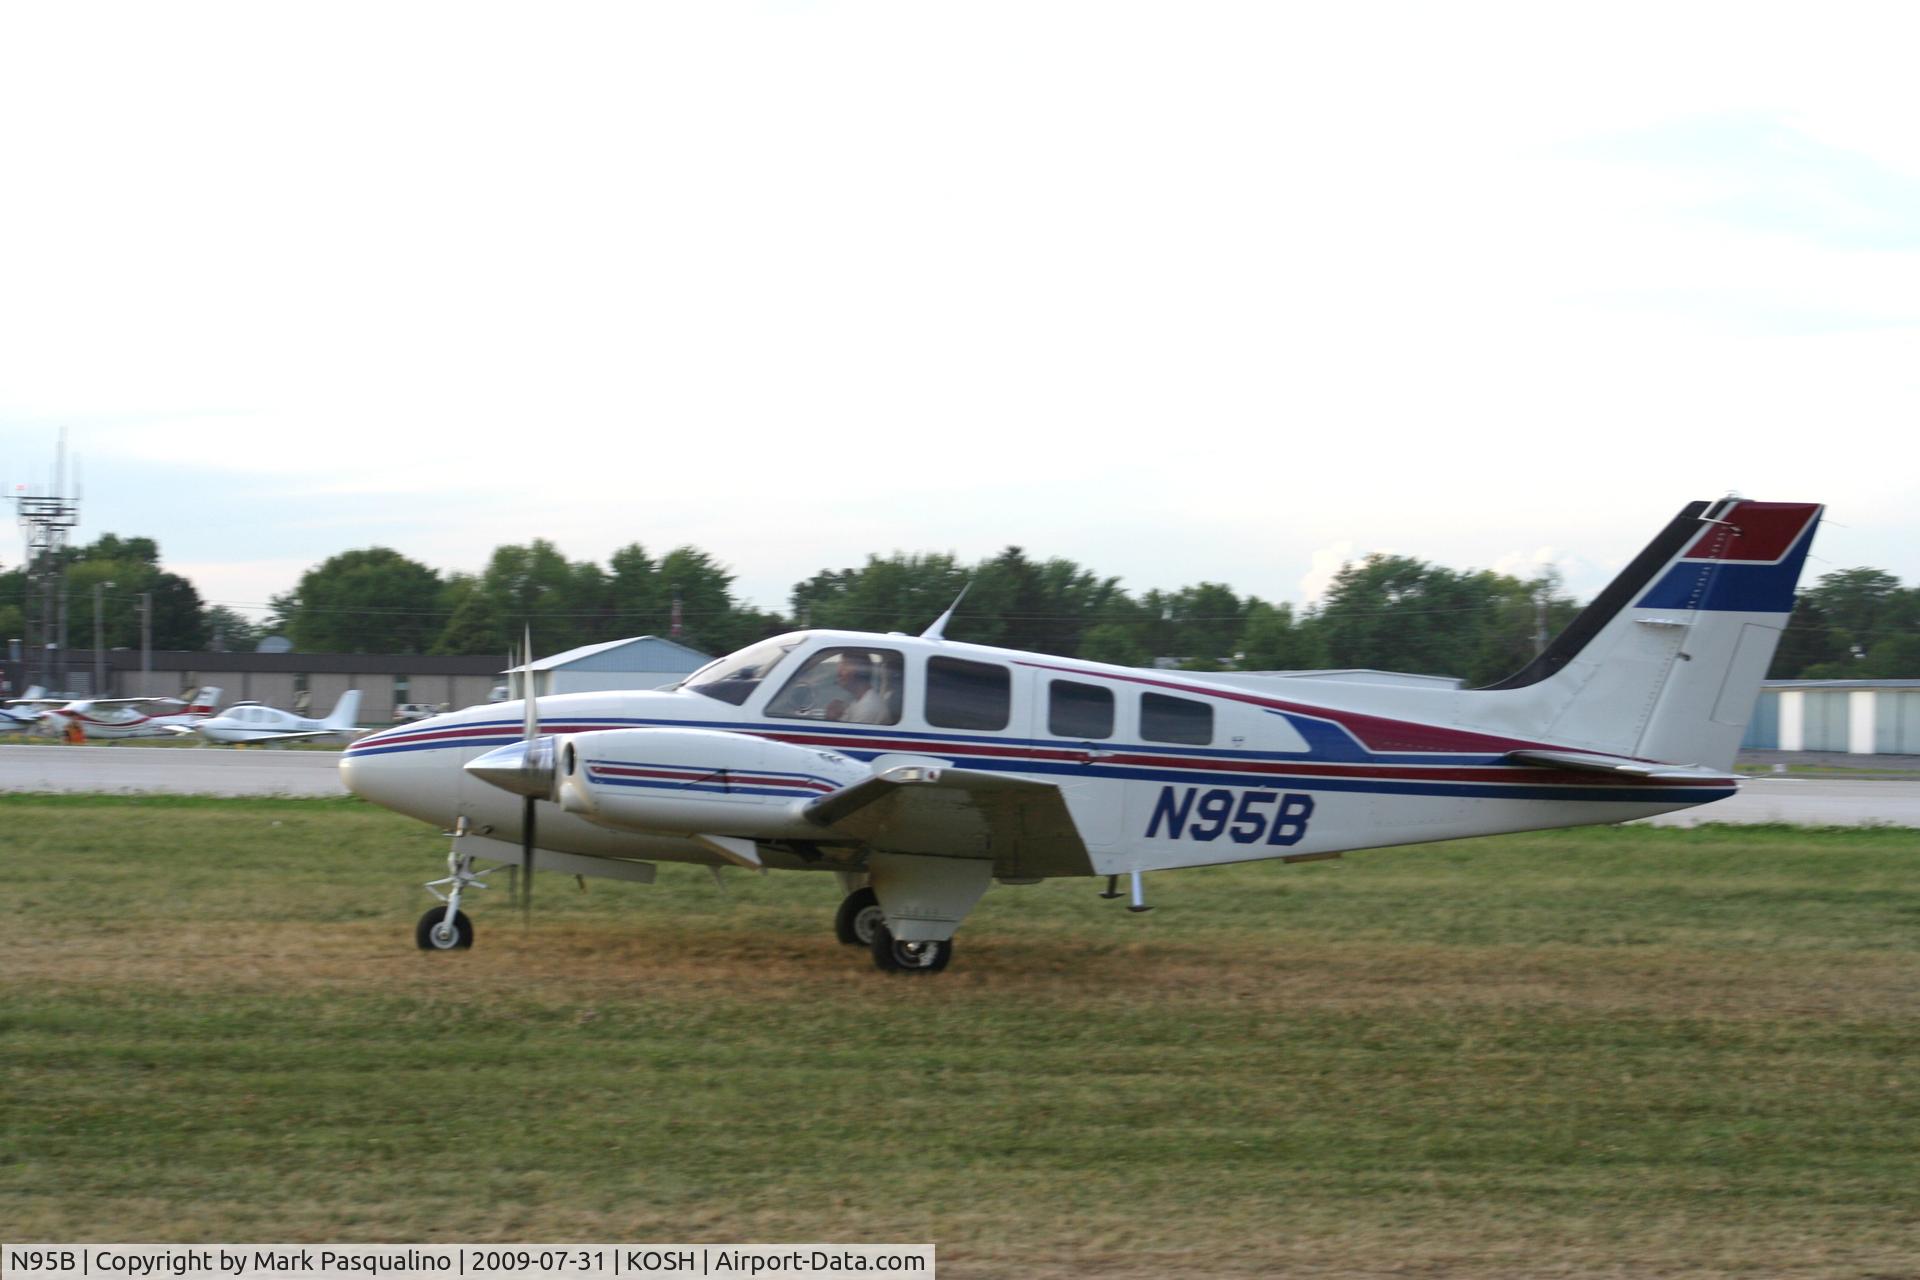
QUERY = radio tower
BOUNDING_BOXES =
[15,432,81,693]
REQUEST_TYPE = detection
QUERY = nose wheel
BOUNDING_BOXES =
[416,908,474,950]
[416,849,492,951]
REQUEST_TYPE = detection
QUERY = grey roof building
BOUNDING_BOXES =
[507,635,714,698]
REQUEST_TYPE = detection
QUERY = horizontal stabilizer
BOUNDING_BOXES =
[1504,748,1732,780]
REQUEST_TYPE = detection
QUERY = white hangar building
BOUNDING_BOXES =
[507,635,714,699]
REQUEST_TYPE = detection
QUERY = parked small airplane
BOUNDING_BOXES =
[186,690,364,745]
[41,687,224,740]
[1,686,63,730]
[343,498,1821,974]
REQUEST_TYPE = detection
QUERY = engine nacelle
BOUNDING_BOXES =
[554,726,868,838]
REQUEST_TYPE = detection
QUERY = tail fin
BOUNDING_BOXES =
[187,686,224,714]
[324,689,363,731]
[1481,499,1822,771]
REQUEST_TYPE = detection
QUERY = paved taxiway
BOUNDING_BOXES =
[3,745,346,797]
[4,744,1918,824]
[1643,777,1920,827]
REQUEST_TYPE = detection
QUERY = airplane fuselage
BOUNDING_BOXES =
[42,704,209,740]
[342,629,1735,879]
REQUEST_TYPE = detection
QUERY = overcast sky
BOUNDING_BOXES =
[3,2,1915,626]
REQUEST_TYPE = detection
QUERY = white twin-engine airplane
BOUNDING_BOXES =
[40,687,223,740]
[342,499,1821,975]
[185,690,364,745]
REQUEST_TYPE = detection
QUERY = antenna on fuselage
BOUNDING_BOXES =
[920,584,970,641]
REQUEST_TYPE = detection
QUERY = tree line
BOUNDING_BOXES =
[6,534,1917,681]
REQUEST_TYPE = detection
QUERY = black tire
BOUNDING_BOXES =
[868,921,952,974]
[415,907,474,951]
[834,887,884,947]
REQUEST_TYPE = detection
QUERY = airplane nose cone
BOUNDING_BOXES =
[465,737,559,800]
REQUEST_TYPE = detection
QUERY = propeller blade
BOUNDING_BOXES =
[523,624,538,742]
[523,625,537,922]
[522,794,536,922]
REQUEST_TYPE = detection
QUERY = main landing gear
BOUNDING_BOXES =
[838,885,953,973]
[834,862,980,976]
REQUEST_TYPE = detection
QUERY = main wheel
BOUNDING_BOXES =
[415,907,474,951]
[869,922,952,974]
[834,886,885,947]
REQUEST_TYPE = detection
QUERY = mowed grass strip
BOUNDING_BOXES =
[2,795,1917,1278]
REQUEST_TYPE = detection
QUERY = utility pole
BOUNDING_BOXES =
[93,580,115,695]
[140,592,152,691]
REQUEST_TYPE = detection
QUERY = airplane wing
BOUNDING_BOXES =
[1504,748,1732,779]
[803,761,1095,880]
[249,729,361,742]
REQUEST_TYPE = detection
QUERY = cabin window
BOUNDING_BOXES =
[1049,679,1113,739]
[925,658,1011,731]
[765,647,904,725]
[1141,692,1212,745]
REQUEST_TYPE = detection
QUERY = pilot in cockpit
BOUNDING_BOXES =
[826,653,892,724]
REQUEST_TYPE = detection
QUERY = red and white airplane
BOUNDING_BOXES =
[41,687,223,740]
[342,499,1820,974]
[1,686,65,730]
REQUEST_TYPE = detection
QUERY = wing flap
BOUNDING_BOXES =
[804,763,1093,879]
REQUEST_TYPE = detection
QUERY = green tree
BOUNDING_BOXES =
[793,553,969,636]
[479,540,607,653]
[1237,601,1326,671]
[62,534,207,650]
[203,606,264,652]
[1078,621,1149,667]
[279,548,445,653]
[1316,555,1572,684]
[1768,598,1845,677]
[431,574,506,656]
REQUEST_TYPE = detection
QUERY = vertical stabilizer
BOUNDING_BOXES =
[1475,500,1822,771]
[325,689,364,731]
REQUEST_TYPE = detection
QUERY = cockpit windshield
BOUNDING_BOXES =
[683,637,803,706]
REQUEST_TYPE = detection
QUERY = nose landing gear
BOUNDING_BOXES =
[416,849,492,952]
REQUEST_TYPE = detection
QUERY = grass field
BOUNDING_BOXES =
[3,796,1917,1277]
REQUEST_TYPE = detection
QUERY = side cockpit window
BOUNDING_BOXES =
[1141,692,1212,745]
[766,648,905,725]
